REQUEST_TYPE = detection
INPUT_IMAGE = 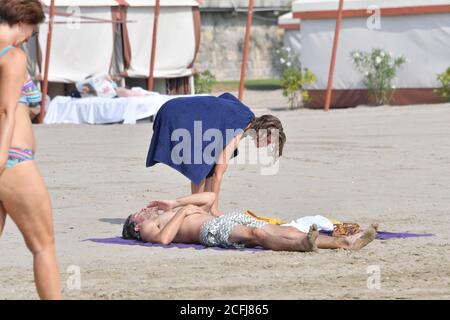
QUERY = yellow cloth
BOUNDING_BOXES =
[245,210,284,225]
[330,218,342,225]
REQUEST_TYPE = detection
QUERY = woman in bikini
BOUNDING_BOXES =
[0,0,61,299]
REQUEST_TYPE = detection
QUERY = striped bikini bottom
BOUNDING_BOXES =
[6,147,35,169]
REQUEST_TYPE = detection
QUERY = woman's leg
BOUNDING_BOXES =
[0,202,6,237]
[191,179,206,194]
[0,162,61,299]
[205,177,213,192]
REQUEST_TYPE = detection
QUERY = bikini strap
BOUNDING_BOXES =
[0,46,14,58]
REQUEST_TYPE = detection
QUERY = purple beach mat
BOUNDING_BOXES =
[85,231,434,249]
[320,230,434,240]
[83,237,263,251]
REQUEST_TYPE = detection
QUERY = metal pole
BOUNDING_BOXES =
[147,0,160,91]
[238,0,254,101]
[39,0,56,123]
[324,0,345,112]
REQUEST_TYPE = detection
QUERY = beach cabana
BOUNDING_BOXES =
[122,0,200,81]
[34,0,119,83]
[27,0,200,92]
[24,0,201,123]
[281,0,450,108]
[278,12,301,56]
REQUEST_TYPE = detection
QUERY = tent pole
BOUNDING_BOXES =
[238,0,254,101]
[324,0,345,112]
[39,0,56,124]
[147,0,161,91]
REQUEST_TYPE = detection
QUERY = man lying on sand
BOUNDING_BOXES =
[122,192,377,252]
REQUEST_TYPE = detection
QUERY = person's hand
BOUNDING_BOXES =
[182,204,204,216]
[147,200,177,211]
[210,206,223,217]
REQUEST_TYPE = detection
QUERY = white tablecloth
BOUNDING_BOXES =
[44,94,190,125]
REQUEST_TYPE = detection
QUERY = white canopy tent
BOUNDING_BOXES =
[25,0,201,124]
[124,0,200,79]
[283,0,450,107]
[37,0,118,83]
[30,0,200,83]
[278,12,301,60]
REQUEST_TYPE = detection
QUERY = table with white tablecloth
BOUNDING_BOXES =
[44,94,201,125]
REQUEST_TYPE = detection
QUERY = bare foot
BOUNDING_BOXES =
[344,224,378,250]
[301,224,319,252]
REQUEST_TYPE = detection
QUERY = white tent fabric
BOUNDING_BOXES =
[298,13,450,90]
[278,12,300,28]
[38,5,116,82]
[36,0,199,83]
[125,0,198,6]
[125,5,197,78]
[44,93,204,125]
[43,0,198,5]
[283,30,301,58]
[41,0,119,6]
[293,0,450,12]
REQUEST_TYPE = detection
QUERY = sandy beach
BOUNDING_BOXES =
[1,90,449,300]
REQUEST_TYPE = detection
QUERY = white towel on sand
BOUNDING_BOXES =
[282,215,334,233]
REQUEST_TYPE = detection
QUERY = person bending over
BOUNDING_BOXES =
[122,193,377,252]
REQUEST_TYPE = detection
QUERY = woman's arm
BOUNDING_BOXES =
[210,133,244,216]
[0,204,6,237]
[0,49,27,174]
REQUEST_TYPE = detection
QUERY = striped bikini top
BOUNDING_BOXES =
[0,46,42,106]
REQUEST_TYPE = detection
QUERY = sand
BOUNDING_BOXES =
[1,90,449,299]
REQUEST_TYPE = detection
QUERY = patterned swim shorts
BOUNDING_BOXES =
[199,212,268,249]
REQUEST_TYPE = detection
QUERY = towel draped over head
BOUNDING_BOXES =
[146,93,255,185]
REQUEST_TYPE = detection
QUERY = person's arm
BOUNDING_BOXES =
[148,192,215,212]
[140,206,201,245]
[0,204,6,238]
[210,133,244,216]
[0,49,27,175]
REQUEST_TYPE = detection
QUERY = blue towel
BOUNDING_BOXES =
[146,93,255,184]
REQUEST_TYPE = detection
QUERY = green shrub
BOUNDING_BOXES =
[194,70,216,94]
[351,48,406,105]
[434,67,450,102]
[276,46,316,109]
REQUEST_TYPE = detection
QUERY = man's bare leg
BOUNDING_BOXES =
[229,225,319,252]
[343,224,378,250]
[262,224,378,250]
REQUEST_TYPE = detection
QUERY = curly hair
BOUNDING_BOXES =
[249,115,286,157]
[0,0,45,27]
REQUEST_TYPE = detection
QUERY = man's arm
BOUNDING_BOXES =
[148,192,215,212]
[0,49,27,175]
[140,206,200,245]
